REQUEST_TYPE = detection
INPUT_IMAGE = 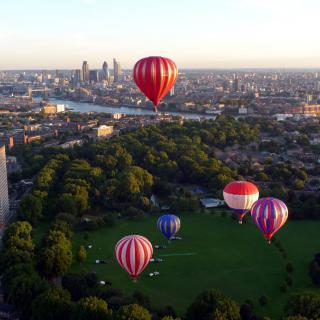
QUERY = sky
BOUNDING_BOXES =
[1,0,320,69]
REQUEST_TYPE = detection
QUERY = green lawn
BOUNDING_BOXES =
[65,212,320,318]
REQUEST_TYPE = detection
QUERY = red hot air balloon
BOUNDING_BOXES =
[133,56,178,112]
[223,181,259,224]
[115,235,153,282]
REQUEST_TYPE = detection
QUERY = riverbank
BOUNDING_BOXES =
[46,97,216,120]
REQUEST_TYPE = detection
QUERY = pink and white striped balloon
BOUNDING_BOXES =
[115,235,153,281]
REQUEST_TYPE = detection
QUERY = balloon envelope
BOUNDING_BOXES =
[223,181,259,223]
[157,214,181,240]
[250,197,288,242]
[115,235,153,280]
[133,56,178,112]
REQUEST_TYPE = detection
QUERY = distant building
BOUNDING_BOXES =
[238,106,248,114]
[89,70,99,83]
[74,69,83,84]
[102,61,110,82]
[112,113,123,120]
[222,81,229,91]
[59,139,83,149]
[42,104,65,114]
[113,58,121,82]
[82,61,90,82]
[304,104,320,114]
[0,146,10,227]
[0,303,18,320]
[200,198,225,208]
[274,114,294,121]
[26,135,41,143]
[93,125,114,137]
[6,156,20,174]
[233,78,240,92]
[0,130,27,149]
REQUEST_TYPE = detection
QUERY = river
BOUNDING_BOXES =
[46,98,216,120]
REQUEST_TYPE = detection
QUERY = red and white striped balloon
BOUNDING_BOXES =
[223,181,259,223]
[115,235,153,281]
[133,56,178,112]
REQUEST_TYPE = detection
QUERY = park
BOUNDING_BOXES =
[66,210,320,318]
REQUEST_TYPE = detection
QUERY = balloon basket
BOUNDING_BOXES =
[238,220,243,225]
[132,278,138,283]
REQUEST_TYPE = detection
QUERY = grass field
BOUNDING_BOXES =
[60,211,320,318]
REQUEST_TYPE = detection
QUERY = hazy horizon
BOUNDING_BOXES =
[1,0,320,69]
[2,67,320,72]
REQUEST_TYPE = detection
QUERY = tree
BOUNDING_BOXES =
[131,291,151,309]
[115,303,152,320]
[286,276,293,287]
[31,287,72,320]
[38,230,72,278]
[280,283,288,293]
[240,303,253,320]
[2,221,34,253]
[56,193,78,216]
[77,246,87,263]
[286,263,294,273]
[215,174,233,189]
[84,272,98,288]
[63,183,90,213]
[310,259,320,287]
[62,273,88,300]
[117,172,141,200]
[259,295,269,307]
[0,247,33,273]
[9,272,49,316]
[158,305,176,319]
[152,180,172,197]
[255,172,269,182]
[51,220,73,239]
[294,179,305,190]
[186,289,240,320]
[33,189,48,201]
[18,194,43,225]
[1,263,35,293]
[35,167,56,190]
[117,166,154,201]
[130,166,154,192]
[74,296,112,320]
[286,293,320,319]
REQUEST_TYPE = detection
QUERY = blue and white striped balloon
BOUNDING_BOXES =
[157,214,181,240]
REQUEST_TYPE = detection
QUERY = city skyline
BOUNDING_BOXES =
[1,0,320,69]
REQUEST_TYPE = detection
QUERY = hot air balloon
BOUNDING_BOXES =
[133,56,178,112]
[115,235,153,281]
[250,197,288,244]
[223,181,259,224]
[157,214,181,240]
